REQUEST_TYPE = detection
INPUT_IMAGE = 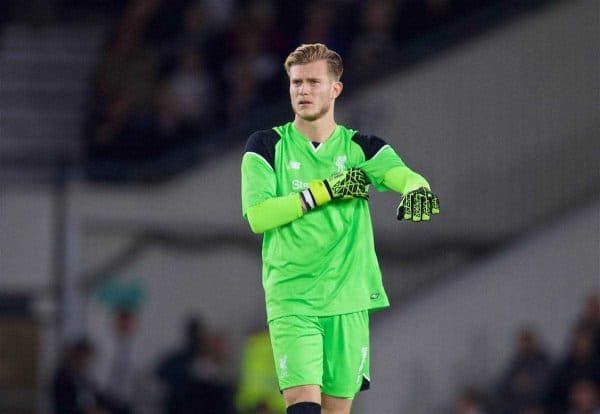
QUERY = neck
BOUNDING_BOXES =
[293,114,337,143]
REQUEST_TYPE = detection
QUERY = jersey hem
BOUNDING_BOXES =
[266,303,390,323]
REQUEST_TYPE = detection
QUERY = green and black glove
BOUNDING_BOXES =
[397,187,440,222]
[301,168,369,211]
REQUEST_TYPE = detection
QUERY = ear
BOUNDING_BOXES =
[331,81,343,100]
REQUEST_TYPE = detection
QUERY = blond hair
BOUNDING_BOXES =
[284,43,343,80]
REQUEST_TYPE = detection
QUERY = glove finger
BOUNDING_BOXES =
[358,185,369,199]
[431,194,440,214]
[421,195,431,221]
[353,168,366,182]
[354,182,368,198]
[403,193,413,220]
[348,182,368,199]
[345,181,356,196]
[412,194,423,222]
[346,170,366,196]
[341,181,368,199]
[359,170,369,185]
[349,167,360,178]
[342,194,369,200]
[396,203,404,220]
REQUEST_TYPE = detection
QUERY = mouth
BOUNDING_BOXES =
[298,100,312,105]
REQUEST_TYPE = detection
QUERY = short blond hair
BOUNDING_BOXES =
[284,43,343,80]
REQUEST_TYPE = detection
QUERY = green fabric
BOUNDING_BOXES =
[241,151,277,216]
[359,147,406,191]
[269,311,369,398]
[241,122,406,321]
[381,166,430,194]
[246,193,303,234]
[236,331,286,413]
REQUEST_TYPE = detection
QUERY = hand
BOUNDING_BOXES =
[326,168,369,200]
[301,168,369,211]
[397,187,440,222]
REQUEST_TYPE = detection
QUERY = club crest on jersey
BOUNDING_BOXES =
[335,155,347,171]
[279,355,288,378]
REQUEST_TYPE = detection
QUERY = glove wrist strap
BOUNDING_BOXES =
[307,180,332,206]
[300,189,316,211]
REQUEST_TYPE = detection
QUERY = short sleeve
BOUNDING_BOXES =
[244,129,280,169]
[241,130,280,217]
[352,133,405,191]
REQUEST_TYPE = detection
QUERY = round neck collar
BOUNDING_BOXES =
[290,122,340,145]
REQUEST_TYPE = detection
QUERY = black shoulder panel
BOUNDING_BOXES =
[244,129,281,169]
[351,133,388,161]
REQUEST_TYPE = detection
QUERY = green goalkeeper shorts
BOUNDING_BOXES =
[268,310,370,398]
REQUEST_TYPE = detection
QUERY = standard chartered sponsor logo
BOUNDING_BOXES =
[292,179,309,191]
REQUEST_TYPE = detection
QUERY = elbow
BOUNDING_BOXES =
[246,209,266,234]
[248,221,265,234]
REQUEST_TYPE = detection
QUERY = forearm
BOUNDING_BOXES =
[246,194,304,234]
[382,166,430,194]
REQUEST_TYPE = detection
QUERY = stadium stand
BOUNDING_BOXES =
[0,1,597,413]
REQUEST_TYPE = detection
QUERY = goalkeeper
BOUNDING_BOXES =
[241,43,440,414]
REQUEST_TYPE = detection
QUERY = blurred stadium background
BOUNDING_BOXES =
[0,0,598,413]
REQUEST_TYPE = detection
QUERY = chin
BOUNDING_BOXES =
[295,108,326,122]
[299,113,321,122]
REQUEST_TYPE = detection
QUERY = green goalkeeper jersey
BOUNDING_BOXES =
[241,122,407,321]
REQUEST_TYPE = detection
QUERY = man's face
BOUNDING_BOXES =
[289,60,342,122]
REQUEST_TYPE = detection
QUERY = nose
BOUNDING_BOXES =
[298,83,309,95]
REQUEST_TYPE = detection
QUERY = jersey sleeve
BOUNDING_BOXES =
[382,166,430,194]
[241,130,279,218]
[352,133,406,192]
[241,130,304,234]
[241,153,276,218]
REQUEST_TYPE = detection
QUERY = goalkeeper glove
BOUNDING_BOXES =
[301,168,369,211]
[397,187,440,222]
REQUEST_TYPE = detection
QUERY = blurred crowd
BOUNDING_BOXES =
[52,312,242,414]
[85,0,502,164]
[453,293,600,414]
[50,292,600,414]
